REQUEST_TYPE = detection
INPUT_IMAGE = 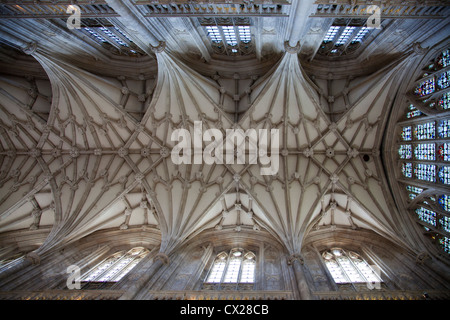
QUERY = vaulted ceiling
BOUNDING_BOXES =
[0,0,449,258]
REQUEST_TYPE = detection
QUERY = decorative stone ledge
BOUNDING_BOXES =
[314,289,450,300]
[147,290,294,300]
[0,289,124,300]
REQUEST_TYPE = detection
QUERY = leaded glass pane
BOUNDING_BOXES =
[240,259,255,283]
[414,143,435,160]
[415,122,435,140]
[439,195,450,212]
[438,120,450,138]
[439,216,450,232]
[402,162,413,178]
[437,49,450,68]
[401,126,412,141]
[438,143,450,161]
[223,257,241,282]
[82,254,122,282]
[438,92,450,110]
[206,259,226,283]
[406,185,424,193]
[82,248,149,282]
[325,260,348,283]
[439,166,450,184]
[399,144,412,159]
[414,78,435,97]
[352,259,381,283]
[406,105,422,119]
[437,71,450,90]
[238,26,251,43]
[222,26,237,46]
[323,26,340,42]
[336,256,364,282]
[414,163,436,182]
[439,237,450,254]
[416,207,436,226]
[205,26,222,43]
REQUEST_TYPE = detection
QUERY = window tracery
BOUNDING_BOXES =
[205,248,256,287]
[322,248,382,285]
[397,47,450,255]
[81,247,149,283]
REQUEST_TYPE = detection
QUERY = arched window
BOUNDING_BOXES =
[81,247,149,283]
[398,47,450,255]
[322,248,382,285]
[205,248,256,285]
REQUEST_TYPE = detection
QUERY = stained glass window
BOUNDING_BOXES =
[205,249,255,284]
[399,144,412,159]
[414,143,435,160]
[416,207,436,226]
[407,185,423,200]
[440,216,450,233]
[438,92,450,110]
[437,71,450,90]
[439,195,450,212]
[406,104,422,119]
[82,247,149,282]
[437,49,450,68]
[414,78,435,97]
[401,126,412,140]
[439,237,450,254]
[415,122,435,140]
[322,248,382,285]
[439,120,450,138]
[439,166,450,184]
[415,163,436,182]
[406,185,424,194]
[438,143,450,161]
[403,48,450,256]
[402,162,413,178]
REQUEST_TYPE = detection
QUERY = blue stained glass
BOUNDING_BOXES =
[438,143,450,161]
[401,126,412,141]
[439,120,450,138]
[437,49,450,68]
[406,104,422,118]
[439,166,450,184]
[402,163,413,178]
[438,92,450,110]
[406,185,424,194]
[399,144,412,159]
[439,195,450,212]
[415,122,435,140]
[437,71,450,90]
[415,163,436,182]
[440,237,450,254]
[414,78,435,97]
[416,207,436,226]
[414,143,435,160]
[440,216,450,232]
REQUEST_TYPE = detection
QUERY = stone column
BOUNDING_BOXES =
[288,254,312,300]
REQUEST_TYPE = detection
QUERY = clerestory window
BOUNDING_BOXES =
[81,247,149,283]
[322,248,382,285]
[205,248,256,285]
